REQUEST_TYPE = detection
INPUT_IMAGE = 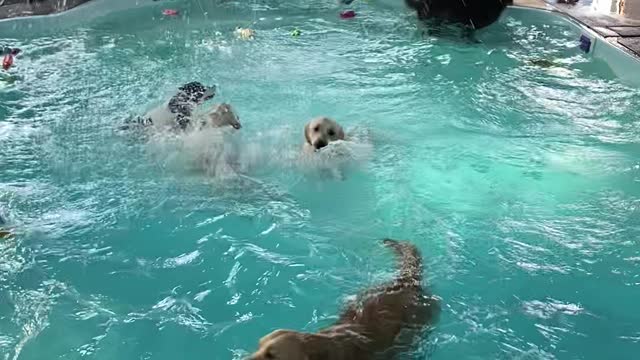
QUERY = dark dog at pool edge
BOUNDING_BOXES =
[249,239,440,360]
[404,0,512,30]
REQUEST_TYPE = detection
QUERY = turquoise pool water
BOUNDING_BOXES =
[2,1,640,359]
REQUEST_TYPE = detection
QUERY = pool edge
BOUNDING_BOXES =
[508,3,640,87]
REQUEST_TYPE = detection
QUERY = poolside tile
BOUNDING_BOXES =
[609,26,640,36]
[594,26,621,37]
[619,37,640,54]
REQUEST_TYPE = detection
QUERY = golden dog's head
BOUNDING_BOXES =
[249,329,330,360]
[304,116,345,150]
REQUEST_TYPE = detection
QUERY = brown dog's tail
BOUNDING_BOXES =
[383,239,423,284]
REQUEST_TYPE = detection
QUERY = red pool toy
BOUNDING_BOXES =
[2,54,14,71]
[162,9,179,16]
[340,10,356,19]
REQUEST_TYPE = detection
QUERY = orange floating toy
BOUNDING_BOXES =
[2,54,14,71]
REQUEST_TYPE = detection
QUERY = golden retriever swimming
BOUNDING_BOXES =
[303,116,345,152]
[249,239,439,360]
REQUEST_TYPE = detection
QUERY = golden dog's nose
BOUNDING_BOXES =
[314,139,328,149]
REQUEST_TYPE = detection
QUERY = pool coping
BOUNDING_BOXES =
[513,0,640,60]
[0,0,90,20]
[4,0,639,61]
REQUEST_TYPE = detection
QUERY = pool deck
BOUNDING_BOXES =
[514,0,640,59]
[0,0,90,20]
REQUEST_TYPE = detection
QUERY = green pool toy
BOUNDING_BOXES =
[291,28,301,37]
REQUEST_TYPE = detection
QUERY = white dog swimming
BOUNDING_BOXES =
[153,103,244,179]
[202,103,242,131]
[146,124,243,181]
[124,83,245,181]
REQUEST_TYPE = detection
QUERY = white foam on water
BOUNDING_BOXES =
[144,124,374,183]
[146,125,243,181]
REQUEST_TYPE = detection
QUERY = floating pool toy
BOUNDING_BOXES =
[162,9,179,16]
[2,54,14,71]
[291,28,302,37]
[340,10,356,19]
[1,47,20,71]
[235,28,255,40]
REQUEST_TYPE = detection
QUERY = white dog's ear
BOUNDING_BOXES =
[304,122,312,145]
[336,126,345,140]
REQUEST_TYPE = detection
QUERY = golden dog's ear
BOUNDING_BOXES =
[257,330,331,360]
[259,329,293,347]
[304,123,312,145]
[336,126,345,140]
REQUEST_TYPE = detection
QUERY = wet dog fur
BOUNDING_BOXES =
[249,239,439,360]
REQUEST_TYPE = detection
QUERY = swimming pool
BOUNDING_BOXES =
[2,0,640,359]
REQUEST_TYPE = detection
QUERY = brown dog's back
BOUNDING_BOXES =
[249,239,438,360]
[322,239,439,358]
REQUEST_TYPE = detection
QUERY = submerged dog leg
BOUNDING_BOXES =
[331,167,346,181]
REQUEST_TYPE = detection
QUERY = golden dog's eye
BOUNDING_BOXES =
[265,350,275,359]
[313,126,320,132]
[328,129,335,137]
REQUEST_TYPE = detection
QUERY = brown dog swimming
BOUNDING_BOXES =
[249,239,439,360]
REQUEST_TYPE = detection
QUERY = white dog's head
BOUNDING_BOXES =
[304,116,345,151]
[207,103,242,130]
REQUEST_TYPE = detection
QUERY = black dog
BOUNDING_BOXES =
[167,82,216,129]
[1,47,21,56]
[121,81,216,131]
[404,0,512,30]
